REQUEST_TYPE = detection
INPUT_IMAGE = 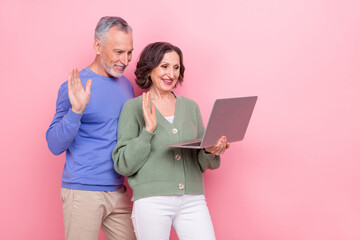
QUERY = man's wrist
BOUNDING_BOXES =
[71,106,85,114]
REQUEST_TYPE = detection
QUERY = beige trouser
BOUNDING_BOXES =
[61,187,136,240]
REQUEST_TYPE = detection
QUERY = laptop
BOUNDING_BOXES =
[164,96,258,149]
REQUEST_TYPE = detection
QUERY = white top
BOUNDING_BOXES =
[164,115,174,124]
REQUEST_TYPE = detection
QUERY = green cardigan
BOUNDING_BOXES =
[112,94,220,201]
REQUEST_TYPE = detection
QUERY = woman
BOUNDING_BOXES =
[112,42,229,240]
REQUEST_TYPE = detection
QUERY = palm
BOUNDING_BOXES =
[68,68,92,113]
[142,92,157,132]
[205,136,230,155]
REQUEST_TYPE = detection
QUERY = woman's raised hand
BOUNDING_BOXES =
[68,67,92,114]
[204,136,230,156]
[142,91,157,133]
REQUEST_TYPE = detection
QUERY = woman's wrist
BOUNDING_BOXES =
[204,149,211,154]
[145,126,155,133]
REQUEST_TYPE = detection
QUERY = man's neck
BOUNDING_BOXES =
[88,57,111,78]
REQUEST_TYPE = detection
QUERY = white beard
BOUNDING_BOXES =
[100,58,124,78]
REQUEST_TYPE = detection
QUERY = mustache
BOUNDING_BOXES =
[115,64,126,69]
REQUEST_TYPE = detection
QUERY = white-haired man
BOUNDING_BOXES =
[46,16,136,240]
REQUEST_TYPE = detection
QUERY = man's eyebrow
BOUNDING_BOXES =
[113,48,134,52]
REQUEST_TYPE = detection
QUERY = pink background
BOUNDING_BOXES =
[1,0,360,239]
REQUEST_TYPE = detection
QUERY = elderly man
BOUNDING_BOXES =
[46,16,136,240]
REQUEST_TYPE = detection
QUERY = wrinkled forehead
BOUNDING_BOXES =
[102,28,133,49]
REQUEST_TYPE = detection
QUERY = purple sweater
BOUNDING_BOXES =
[46,67,134,191]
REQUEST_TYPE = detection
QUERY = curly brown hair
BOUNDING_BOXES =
[135,42,185,89]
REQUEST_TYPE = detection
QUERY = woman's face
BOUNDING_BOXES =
[149,51,180,93]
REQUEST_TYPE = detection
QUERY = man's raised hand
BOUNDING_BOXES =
[68,68,92,114]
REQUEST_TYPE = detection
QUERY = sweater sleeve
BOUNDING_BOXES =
[194,103,221,172]
[112,100,154,176]
[45,83,83,155]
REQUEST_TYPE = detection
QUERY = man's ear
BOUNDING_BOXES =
[94,38,101,55]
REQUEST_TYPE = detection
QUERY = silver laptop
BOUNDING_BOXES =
[165,96,258,149]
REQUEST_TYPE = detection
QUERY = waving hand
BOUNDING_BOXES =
[68,68,92,114]
[142,92,157,133]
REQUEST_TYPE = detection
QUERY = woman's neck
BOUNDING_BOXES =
[148,88,177,117]
[149,88,175,101]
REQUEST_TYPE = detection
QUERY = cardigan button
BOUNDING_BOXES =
[178,184,184,190]
[175,154,182,160]
[172,128,178,134]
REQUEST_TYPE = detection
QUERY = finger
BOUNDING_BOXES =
[71,68,77,91]
[150,103,156,117]
[144,92,148,105]
[73,68,78,87]
[215,136,223,147]
[220,137,228,154]
[68,69,73,91]
[85,79,92,94]
[212,145,220,155]
[142,93,147,113]
[220,137,227,148]
[147,93,152,113]
[144,92,148,108]
[214,141,221,149]
[145,92,150,111]
[75,68,83,90]
[142,93,150,117]
[72,67,76,83]
[214,138,225,155]
[219,144,226,154]
[147,92,151,108]
[72,68,78,91]
[219,136,229,149]
[217,142,224,154]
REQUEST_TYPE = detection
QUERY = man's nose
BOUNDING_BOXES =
[120,54,129,66]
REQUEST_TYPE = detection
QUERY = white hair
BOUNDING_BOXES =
[94,16,132,44]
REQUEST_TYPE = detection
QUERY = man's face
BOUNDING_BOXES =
[97,27,133,78]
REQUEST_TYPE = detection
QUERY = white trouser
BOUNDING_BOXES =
[131,194,216,240]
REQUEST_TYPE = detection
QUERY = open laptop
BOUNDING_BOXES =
[165,96,258,149]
